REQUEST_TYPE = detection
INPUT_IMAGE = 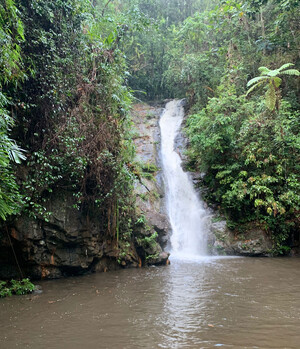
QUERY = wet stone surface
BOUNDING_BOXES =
[131,103,171,263]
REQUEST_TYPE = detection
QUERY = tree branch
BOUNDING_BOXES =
[102,0,113,16]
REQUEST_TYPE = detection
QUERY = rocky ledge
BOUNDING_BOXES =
[0,191,143,279]
[207,219,273,256]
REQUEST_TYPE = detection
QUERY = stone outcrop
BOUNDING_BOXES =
[207,218,273,256]
[0,102,170,280]
[0,191,142,279]
[131,103,171,264]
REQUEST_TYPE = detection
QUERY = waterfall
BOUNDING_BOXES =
[160,100,208,258]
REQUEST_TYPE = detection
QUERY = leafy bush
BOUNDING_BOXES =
[0,0,26,220]
[0,278,35,297]
[186,83,299,252]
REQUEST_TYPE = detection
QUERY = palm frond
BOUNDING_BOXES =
[268,69,280,77]
[8,143,26,163]
[273,76,282,88]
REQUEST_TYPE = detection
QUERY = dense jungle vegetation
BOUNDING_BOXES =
[0,0,146,268]
[0,0,299,257]
[123,0,300,254]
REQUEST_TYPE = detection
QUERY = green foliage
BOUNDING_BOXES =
[140,162,159,173]
[117,240,132,264]
[163,0,300,106]
[187,87,299,250]
[0,0,140,226]
[129,161,158,182]
[145,252,159,261]
[0,0,26,85]
[135,214,146,226]
[0,278,35,297]
[0,95,25,220]
[0,1,26,220]
[116,0,219,100]
[136,230,159,259]
[143,231,158,247]
[0,0,146,274]
[247,63,300,110]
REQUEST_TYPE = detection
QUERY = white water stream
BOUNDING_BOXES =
[160,100,209,259]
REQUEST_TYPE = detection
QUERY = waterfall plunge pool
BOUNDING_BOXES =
[1,257,300,348]
[1,101,299,348]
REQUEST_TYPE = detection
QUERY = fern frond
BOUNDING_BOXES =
[280,69,300,76]
[278,63,294,72]
[268,69,280,77]
[258,66,270,75]
[247,76,268,87]
[273,76,282,88]
[246,81,264,96]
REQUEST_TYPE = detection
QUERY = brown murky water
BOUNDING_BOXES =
[1,256,300,349]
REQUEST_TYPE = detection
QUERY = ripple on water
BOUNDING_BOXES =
[0,258,300,349]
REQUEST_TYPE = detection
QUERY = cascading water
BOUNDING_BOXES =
[160,100,208,258]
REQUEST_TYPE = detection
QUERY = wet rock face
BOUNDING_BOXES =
[0,102,171,279]
[208,218,273,257]
[13,194,102,272]
[146,211,170,248]
[131,103,171,265]
[0,191,143,279]
[146,251,170,265]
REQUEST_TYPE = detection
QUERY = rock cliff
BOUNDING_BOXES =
[0,103,170,279]
[0,191,140,279]
[131,103,171,263]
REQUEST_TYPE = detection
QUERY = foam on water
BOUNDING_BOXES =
[169,252,241,264]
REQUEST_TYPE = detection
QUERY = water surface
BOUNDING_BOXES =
[1,257,299,349]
